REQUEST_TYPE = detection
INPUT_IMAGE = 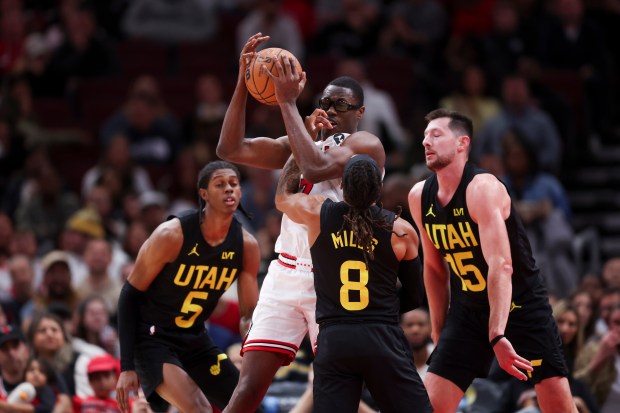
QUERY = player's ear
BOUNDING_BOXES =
[199,188,208,202]
[458,135,470,151]
[357,106,365,120]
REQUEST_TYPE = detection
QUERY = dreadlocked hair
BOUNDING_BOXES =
[196,161,252,222]
[339,158,391,264]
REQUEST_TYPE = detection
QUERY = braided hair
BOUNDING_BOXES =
[196,161,251,222]
[339,155,399,263]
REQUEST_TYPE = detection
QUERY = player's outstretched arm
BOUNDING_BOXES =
[467,174,532,380]
[408,181,450,343]
[237,229,261,337]
[274,157,325,243]
[216,32,291,170]
[116,220,183,413]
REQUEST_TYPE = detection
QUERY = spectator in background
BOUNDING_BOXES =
[481,0,531,95]
[184,74,228,165]
[0,325,31,396]
[27,312,105,398]
[570,290,598,344]
[3,254,35,327]
[500,129,577,298]
[553,301,585,374]
[121,220,148,260]
[537,0,611,140]
[73,354,121,413]
[379,0,447,65]
[76,239,121,314]
[45,2,119,94]
[400,308,433,379]
[380,173,416,225]
[100,76,181,165]
[16,32,64,97]
[236,0,304,61]
[167,148,200,217]
[122,0,218,43]
[81,133,153,203]
[601,257,620,289]
[58,207,106,288]
[14,163,81,254]
[575,303,620,412]
[440,65,501,140]
[310,0,381,58]
[26,251,81,328]
[0,5,25,78]
[474,74,563,174]
[335,58,411,171]
[0,145,50,220]
[594,288,620,338]
[74,295,119,358]
[137,190,168,235]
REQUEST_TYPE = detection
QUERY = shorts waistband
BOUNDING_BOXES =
[277,253,313,272]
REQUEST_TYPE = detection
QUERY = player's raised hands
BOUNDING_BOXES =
[263,54,306,105]
[239,33,270,72]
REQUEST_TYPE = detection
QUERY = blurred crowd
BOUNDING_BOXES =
[1,0,620,412]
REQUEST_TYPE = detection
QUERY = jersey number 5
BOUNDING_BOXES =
[444,251,486,292]
[175,291,208,328]
[340,260,369,311]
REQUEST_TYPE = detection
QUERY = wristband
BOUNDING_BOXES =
[490,334,505,347]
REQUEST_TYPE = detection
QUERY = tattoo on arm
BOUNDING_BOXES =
[277,157,301,196]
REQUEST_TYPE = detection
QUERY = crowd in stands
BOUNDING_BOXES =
[1,0,620,412]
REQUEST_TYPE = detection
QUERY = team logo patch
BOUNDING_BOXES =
[425,204,436,218]
[188,243,200,256]
[210,354,228,375]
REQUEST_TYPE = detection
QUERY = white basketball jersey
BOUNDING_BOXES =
[275,133,350,259]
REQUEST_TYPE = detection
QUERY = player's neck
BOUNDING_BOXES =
[200,211,233,246]
[435,159,467,206]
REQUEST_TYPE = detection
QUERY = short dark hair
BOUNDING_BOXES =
[327,76,364,105]
[197,160,241,190]
[425,109,474,141]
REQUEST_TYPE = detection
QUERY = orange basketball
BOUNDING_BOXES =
[245,47,303,106]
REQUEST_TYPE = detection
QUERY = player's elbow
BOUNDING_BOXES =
[300,166,328,184]
[274,194,287,214]
[215,141,232,161]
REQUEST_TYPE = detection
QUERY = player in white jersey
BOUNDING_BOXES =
[216,33,385,413]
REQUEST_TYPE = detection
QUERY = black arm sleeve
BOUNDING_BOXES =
[397,257,423,314]
[118,282,145,371]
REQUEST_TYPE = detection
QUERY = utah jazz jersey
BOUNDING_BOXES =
[139,210,244,332]
[311,200,400,325]
[421,163,548,310]
[275,132,350,260]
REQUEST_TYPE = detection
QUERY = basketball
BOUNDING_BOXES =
[245,47,303,106]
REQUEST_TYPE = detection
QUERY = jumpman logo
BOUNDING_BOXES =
[188,243,200,257]
[425,204,436,218]
[510,301,522,312]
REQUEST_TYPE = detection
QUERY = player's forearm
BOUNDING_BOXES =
[487,260,513,340]
[216,79,249,161]
[424,269,449,342]
[279,101,328,179]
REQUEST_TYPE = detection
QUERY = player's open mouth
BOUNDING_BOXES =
[225,197,236,206]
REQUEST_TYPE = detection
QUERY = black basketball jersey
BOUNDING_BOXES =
[311,200,400,325]
[421,163,548,310]
[139,209,244,332]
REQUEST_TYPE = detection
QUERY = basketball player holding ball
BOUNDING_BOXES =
[216,33,386,412]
